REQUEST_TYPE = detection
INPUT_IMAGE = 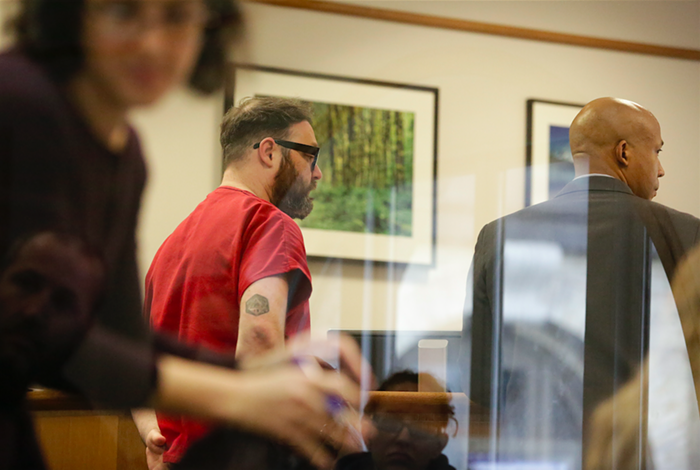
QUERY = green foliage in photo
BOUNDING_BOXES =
[300,101,415,236]
[303,185,413,236]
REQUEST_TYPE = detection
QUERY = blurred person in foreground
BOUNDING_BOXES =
[584,361,652,470]
[465,97,700,467]
[336,371,457,470]
[672,243,700,415]
[0,1,363,468]
[584,244,700,470]
[137,96,324,467]
[0,232,104,467]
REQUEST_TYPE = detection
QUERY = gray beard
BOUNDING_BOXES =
[272,154,314,219]
[277,176,314,220]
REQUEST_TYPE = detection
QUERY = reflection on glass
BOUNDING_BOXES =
[0,232,104,467]
[548,125,575,199]
[338,371,457,470]
[0,232,104,395]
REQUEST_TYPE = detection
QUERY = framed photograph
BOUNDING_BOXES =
[228,65,439,265]
[526,99,584,206]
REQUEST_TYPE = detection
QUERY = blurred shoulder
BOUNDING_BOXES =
[0,50,64,114]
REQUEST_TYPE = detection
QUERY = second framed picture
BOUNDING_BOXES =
[526,99,583,206]
[228,65,438,265]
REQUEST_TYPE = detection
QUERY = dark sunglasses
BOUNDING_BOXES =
[253,139,320,172]
[371,414,446,442]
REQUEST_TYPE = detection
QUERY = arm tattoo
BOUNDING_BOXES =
[245,294,270,316]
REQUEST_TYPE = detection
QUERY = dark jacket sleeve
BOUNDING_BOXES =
[153,332,237,369]
[465,221,500,411]
[61,327,157,407]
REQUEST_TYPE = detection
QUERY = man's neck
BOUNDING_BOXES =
[573,173,616,181]
[220,167,271,202]
[573,154,621,180]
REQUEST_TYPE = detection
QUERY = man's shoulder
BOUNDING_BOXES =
[475,191,700,253]
[478,185,698,231]
[204,188,303,237]
[478,197,565,233]
[208,187,277,213]
[474,187,598,254]
[646,199,700,244]
[649,199,700,224]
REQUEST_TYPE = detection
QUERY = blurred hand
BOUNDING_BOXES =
[236,334,375,468]
[224,363,364,469]
[240,333,375,388]
[154,335,375,469]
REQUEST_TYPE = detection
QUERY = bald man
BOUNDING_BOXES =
[463,98,700,467]
[569,97,665,200]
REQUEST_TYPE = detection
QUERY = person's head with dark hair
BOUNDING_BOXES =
[0,232,104,400]
[11,0,240,93]
[220,96,323,219]
[360,371,456,470]
[374,370,450,393]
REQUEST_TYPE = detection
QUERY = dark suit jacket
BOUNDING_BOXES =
[466,176,700,454]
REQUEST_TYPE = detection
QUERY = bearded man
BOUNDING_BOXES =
[140,96,323,466]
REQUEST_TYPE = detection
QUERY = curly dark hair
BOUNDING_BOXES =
[9,0,240,93]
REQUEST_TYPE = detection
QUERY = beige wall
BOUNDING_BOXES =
[131,89,224,279]
[330,0,700,50]
[1,0,698,333]
[134,2,700,338]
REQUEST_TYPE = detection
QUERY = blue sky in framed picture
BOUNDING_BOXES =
[548,124,575,199]
[528,100,582,206]
[299,101,415,238]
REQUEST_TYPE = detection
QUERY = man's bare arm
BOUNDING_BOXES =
[236,274,288,360]
[132,274,291,465]
[131,408,169,470]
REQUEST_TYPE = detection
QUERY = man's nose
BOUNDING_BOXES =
[658,162,665,177]
[395,425,412,442]
[313,163,323,180]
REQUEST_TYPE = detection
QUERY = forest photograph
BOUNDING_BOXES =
[298,100,416,237]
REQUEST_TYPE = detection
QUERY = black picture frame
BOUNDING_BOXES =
[525,99,584,206]
[226,64,439,266]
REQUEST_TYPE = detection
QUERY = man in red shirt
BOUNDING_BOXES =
[141,96,323,465]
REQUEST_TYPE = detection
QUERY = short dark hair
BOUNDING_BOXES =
[220,96,314,169]
[9,0,240,93]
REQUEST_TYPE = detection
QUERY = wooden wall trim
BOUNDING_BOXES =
[244,0,700,61]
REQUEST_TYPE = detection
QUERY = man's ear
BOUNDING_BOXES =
[256,137,276,169]
[615,140,630,167]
